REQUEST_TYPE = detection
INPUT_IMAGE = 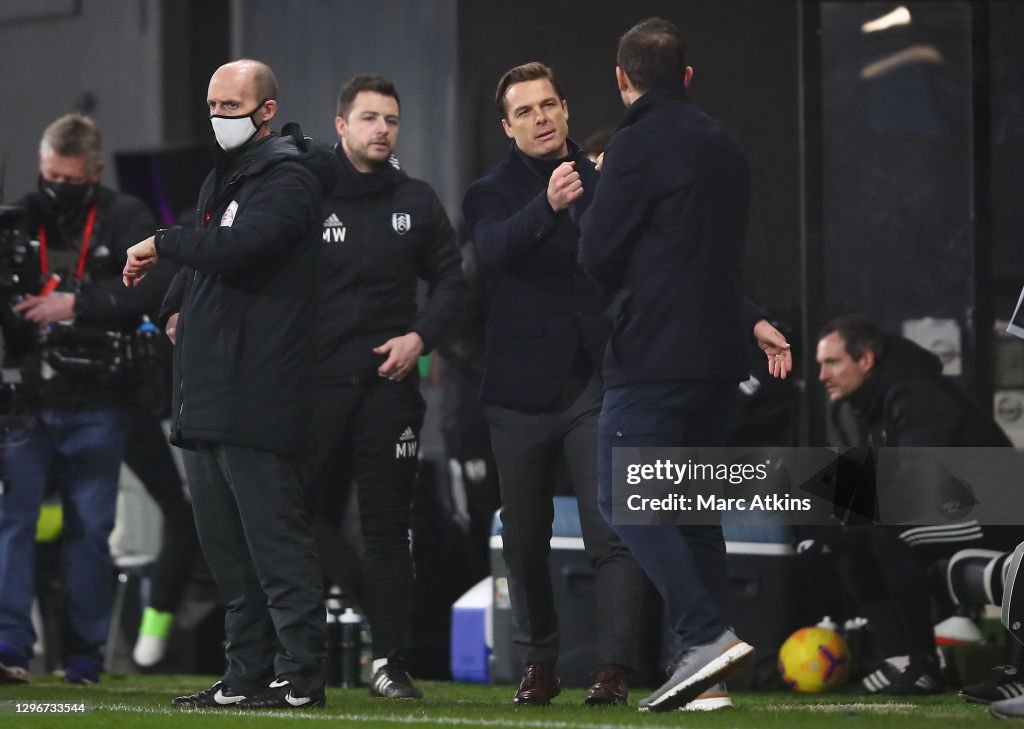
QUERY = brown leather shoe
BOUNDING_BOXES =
[584,663,629,706]
[513,662,561,706]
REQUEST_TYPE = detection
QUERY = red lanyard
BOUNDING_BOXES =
[37,203,98,281]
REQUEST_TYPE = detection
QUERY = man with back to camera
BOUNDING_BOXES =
[123,58,338,710]
[0,113,171,685]
[816,314,1024,699]
[578,18,793,712]
[464,60,790,709]
[306,74,464,699]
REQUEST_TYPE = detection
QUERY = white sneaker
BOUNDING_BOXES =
[132,634,168,667]
[681,682,733,711]
[133,607,173,667]
[934,615,984,645]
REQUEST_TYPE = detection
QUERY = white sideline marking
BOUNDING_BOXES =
[97,700,920,725]
[98,704,659,729]
[762,702,916,713]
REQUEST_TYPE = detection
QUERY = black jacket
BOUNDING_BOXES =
[463,140,610,411]
[158,130,337,457]
[315,149,463,382]
[832,335,1011,447]
[9,186,169,408]
[579,84,752,388]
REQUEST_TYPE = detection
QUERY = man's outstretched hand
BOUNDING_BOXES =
[754,319,792,380]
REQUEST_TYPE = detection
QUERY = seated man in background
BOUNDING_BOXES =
[816,314,1023,696]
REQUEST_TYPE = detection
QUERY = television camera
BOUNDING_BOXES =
[0,205,162,432]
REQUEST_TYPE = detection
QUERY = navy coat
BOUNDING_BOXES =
[463,140,610,411]
[579,84,753,388]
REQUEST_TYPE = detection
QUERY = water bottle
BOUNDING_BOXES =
[340,607,362,688]
[360,620,373,685]
[816,615,839,631]
[840,616,870,674]
[324,587,344,686]
[134,315,160,364]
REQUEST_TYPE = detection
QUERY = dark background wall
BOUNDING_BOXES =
[0,0,165,196]
[990,1,1024,315]
[231,0,461,216]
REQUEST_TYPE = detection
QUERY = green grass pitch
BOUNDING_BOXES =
[0,674,1003,728]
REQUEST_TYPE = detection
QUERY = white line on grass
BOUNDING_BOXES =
[97,704,686,729]
[95,700,920,726]
[761,702,916,713]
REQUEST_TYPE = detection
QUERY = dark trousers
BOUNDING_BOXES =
[183,443,324,695]
[597,382,736,652]
[485,373,645,667]
[307,377,425,662]
[837,523,1024,661]
[123,410,199,613]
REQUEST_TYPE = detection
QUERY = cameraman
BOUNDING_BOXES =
[0,114,170,684]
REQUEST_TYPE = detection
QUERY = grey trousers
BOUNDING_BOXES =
[183,443,325,695]
[485,373,645,669]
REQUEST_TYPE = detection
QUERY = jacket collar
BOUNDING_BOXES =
[617,83,689,131]
[331,143,404,198]
[507,137,585,183]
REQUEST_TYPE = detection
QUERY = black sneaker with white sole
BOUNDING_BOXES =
[171,681,248,708]
[370,664,423,699]
[238,678,325,709]
[850,656,943,695]
[961,666,1024,704]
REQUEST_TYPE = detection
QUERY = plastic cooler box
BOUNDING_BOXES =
[450,576,493,683]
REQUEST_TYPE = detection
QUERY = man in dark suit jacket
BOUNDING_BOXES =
[578,18,791,713]
[462,62,646,707]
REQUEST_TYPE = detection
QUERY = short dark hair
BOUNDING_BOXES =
[494,62,565,118]
[336,75,400,118]
[616,17,687,92]
[819,315,886,362]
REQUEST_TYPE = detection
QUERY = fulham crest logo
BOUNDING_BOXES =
[392,213,411,235]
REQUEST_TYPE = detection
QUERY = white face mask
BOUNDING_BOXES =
[210,100,267,151]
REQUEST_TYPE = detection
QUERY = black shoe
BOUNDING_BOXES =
[369,664,423,699]
[238,678,325,709]
[64,657,102,685]
[584,664,628,706]
[961,665,1024,704]
[171,681,249,708]
[850,656,943,695]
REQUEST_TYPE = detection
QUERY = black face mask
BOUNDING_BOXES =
[38,176,96,214]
